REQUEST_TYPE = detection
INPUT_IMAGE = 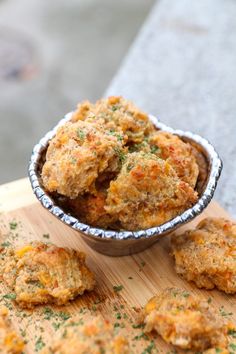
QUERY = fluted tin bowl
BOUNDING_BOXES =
[28,112,222,256]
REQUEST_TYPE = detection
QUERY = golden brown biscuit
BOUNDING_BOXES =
[72,96,154,144]
[42,119,126,198]
[171,217,236,294]
[105,152,198,230]
[148,131,199,188]
[66,190,118,229]
[143,288,229,351]
[42,315,130,354]
[0,242,95,308]
[0,307,24,354]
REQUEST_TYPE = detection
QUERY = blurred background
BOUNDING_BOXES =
[0,0,154,184]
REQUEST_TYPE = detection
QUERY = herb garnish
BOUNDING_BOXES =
[35,336,45,351]
[182,291,190,298]
[9,221,18,230]
[52,322,61,331]
[142,340,156,353]
[228,329,236,338]
[229,343,236,351]
[113,285,124,292]
[126,163,133,172]
[114,322,121,328]
[111,105,119,111]
[3,293,16,300]
[1,241,11,247]
[219,306,233,317]
[132,323,145,329]
[115,312,122,320]
[108,129,123,141]
[77,129,85,140]
[150,145,159,154]
[113,147,126,164]
[133,332,149,341]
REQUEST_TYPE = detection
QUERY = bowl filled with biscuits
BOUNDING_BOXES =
[28,96,222,256]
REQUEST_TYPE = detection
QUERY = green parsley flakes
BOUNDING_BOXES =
[111,105,119,111]
[150,145,159,154]
[113,147,126,164]
[219,306,233,317]
[113,285,124,292]
[43,307,54,320]
[3,293,16,300]
[58,311,71,321]
[132,323,145,329]
[77,129,85,140]
[115,312,122,320]
[182,291,190,298]
[35,336,45,352]
[228,329,236,338]
[126,163,133,172]
[9,221,18,230]
[229,343,236,351]
[1,241,11,247]
[142,340,157,353]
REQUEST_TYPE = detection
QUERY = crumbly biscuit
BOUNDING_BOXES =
[66,190,118,229]
[0,242,95,308]
[148,131,199,188]
[105,152,197,230]
[72,96,154,144]
[143,288,229,351]
[42,315,130,354]
[171,217,236,293]
[42,119,126,198]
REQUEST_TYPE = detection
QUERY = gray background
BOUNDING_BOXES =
[0,0,154,183]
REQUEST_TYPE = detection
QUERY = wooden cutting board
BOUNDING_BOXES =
[0,178,235,353]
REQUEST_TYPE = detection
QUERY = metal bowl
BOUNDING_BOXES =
[28,112,222,256]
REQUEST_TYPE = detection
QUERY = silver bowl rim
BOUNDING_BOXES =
[28,112,223,240]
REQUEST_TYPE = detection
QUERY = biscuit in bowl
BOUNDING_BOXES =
[105,152,198,230]
[72,96,154,144]
[29,96,222,255]
[41,119,127,199]
[40,97,200,231]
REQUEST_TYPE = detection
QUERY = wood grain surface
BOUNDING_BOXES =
[0,178,235,353]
